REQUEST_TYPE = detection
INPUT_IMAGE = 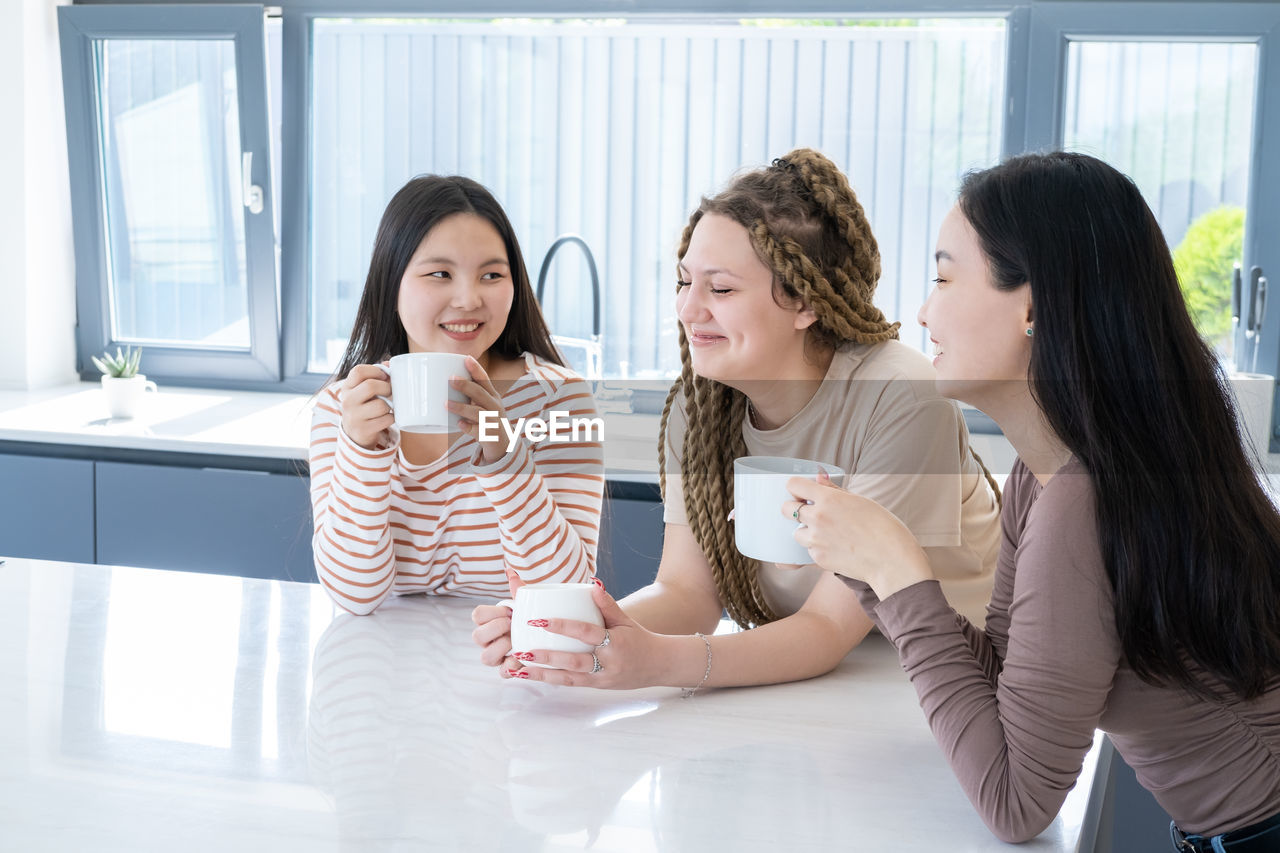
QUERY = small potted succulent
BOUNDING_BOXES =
[93,346,157,419]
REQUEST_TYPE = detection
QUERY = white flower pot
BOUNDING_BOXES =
[101,374,158,419]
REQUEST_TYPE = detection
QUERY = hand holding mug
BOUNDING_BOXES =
[471,573,608,674]
[368,352,470,438]
[471,569,524,668]
[783,473,933,601]
[338,364,396,450]
[449,356,509,465]
[503,583,693,690]
[733,456,845,565]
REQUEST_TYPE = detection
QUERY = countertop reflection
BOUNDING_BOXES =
[0,558,1101,852]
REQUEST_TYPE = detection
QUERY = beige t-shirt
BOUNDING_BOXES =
[662,340,1000,625]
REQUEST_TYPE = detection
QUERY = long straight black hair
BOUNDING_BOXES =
[331,175,562,384]
[959,151,1280,700]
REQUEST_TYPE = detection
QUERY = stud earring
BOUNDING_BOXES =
[1025,327,1034,337]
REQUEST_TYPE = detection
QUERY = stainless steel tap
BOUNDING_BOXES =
[535,234,602,379]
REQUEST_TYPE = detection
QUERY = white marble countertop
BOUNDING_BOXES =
[0,557,1103,852]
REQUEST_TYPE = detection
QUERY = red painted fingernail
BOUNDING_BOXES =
[591,577,604,589]
[511,670,530,679]
[527,619,549,628]
[513,652,535,662]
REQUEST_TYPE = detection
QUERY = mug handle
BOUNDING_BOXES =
[369,362,394,411]
[497,600,516,654]
[143,380,158,393]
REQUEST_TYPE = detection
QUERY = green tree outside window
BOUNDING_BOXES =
[1173,205,1245,355]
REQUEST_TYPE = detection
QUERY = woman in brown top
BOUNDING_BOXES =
[786,152,1280,848]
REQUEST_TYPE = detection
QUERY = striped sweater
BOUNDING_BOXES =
[309,353,604,614]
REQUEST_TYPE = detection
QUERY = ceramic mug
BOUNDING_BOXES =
[499,582,604,669]
[372,352,469,434]
[733,456,847,565]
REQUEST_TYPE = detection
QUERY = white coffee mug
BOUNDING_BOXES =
[733,456,847,565]
[373,352,469,434]
[499,582,604,669]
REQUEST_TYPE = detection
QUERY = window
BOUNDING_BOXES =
[59,2,1280,417]
[1064,40,1257,363]
[301,17,1006,379]
[59,4,280,383]
[1023,3,1280,423]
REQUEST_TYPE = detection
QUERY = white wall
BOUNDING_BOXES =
[0,0,77,390]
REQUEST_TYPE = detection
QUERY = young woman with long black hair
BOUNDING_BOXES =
[310,176,603,614]
[787,152,1280,848]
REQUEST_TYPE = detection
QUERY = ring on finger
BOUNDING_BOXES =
[593,629,611,649]
[590,652,603,674]
[792,504,802,523]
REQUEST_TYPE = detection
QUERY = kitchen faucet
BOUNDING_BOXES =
[535,234,602,379]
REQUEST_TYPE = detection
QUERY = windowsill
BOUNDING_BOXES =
[0,382,314,460]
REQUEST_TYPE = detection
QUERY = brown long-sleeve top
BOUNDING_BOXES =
[846,457,1280,842]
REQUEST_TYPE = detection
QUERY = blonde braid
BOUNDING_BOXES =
[969,446,1003,510]
[764,149,899,345]
[751,224,899,344]
[658,215,778,628]
[779,149,1004,505]
[774,150,1009,503]
[786,148,883,284]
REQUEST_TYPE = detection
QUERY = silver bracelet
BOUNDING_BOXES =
[681,632,713,698]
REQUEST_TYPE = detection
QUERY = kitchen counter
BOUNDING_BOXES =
[0,557,1104,852]
[0,381,662,481]
[6,380,1279,483]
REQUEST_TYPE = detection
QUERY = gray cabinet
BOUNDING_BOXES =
[1092,744,1174,853]
[597,491,665,598]
[0,444,656,592]
[0,453,95,563]
[95,461,315,583]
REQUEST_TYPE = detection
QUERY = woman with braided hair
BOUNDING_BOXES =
[471,148,1000,689]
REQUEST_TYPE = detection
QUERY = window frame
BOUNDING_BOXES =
[68,0,1028,394]
[1022,1,1280,450]
[59,3,282,387]
[276,0,1025,392]
[64,0,1280,452]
